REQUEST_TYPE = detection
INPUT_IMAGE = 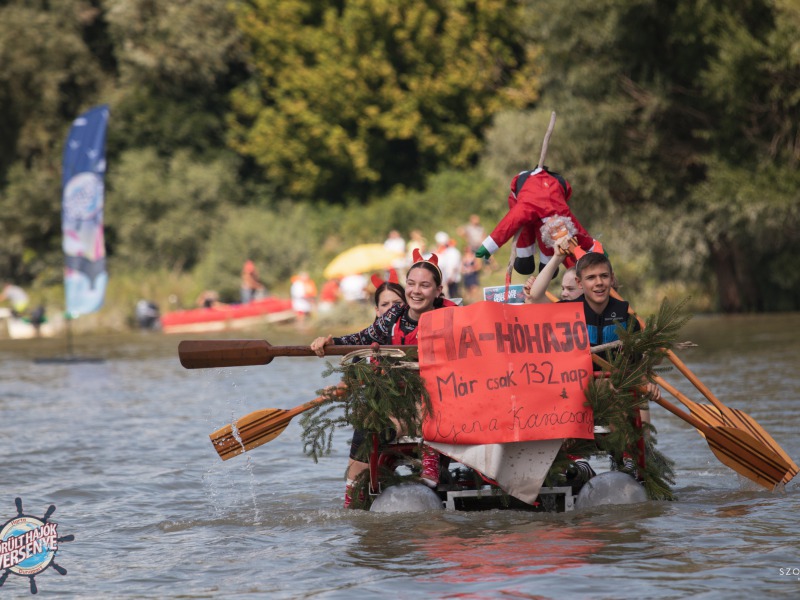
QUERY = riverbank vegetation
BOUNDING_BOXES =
[1,0,798,331]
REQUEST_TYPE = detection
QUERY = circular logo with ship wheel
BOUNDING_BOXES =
[0,498,74,594]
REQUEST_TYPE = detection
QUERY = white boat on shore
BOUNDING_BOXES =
[0,307,61,339]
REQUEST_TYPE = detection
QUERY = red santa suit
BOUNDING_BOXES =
[479,168,599,273]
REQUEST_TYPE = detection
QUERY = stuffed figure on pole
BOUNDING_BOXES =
[475,112,604,276]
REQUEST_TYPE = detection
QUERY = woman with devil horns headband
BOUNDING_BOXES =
[311,250,457,501]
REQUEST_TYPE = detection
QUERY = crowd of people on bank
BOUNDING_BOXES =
[285,215,496,322]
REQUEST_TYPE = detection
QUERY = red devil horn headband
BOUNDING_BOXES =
[371,268,399,289]
[411,248,442,280]
[412,248,438,266]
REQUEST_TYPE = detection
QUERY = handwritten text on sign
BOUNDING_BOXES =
[419,302,594,444]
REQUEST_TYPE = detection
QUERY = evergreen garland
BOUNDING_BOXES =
[300,347,431,463]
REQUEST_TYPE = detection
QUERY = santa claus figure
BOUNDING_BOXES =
[475,167,602,274]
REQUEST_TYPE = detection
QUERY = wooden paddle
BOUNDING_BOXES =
[592,354,791,490]
[666,391,795,484]
[178,339,409,369]
[661,348,798,484]
[210,388,346,460]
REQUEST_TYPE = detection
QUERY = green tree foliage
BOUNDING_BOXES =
[1,0,797,315]
[106,148,239,272]
[0,1,106,178]
[511,0,800,311]
[688,0,800,310]
[0,0,109,279]
[228,0,540,202]
[103,0,245,159]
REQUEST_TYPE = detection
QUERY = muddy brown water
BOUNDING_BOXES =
[1,313,799,598]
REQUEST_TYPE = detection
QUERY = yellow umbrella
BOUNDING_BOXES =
[323,244,404,279]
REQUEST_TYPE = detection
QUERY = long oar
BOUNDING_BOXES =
[210,390,343,461]
[592,354,790,490]
[179,339,408,369]
[661,348,798,483]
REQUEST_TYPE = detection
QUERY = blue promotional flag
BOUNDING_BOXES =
[61,104,109,317]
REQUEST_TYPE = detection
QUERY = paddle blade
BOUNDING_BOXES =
[210,408,292,461]
[209,395,329,460]
[179,340,273,369]
[684,401,797,485]
[703,425,792,490]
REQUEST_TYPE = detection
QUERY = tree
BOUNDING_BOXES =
[106,148,239,272]
[102,0,246,160]
[228,0,540,202]
[0,0,109,280]
[518,0,800,311]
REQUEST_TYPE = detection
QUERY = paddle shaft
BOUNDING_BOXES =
[179,339,409,369]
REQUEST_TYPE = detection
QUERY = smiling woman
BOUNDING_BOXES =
[309,249,459,500]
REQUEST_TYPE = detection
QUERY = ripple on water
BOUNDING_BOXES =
[1,321,799,598]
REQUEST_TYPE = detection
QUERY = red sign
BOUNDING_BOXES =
[419,302,594,444]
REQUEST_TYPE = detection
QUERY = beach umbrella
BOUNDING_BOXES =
[323,244,404,279]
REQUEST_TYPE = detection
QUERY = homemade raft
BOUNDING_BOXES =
[179,297,796,512]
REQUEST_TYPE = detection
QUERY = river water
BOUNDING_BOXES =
[2,313,800,598]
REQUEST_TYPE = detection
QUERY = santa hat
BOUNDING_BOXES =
[371,268,399,289]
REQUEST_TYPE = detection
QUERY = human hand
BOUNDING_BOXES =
[475,245,491,259]
[641,382,661,402]
[556,235,574,255]
[310,335,333,357]
[522,275,537,302]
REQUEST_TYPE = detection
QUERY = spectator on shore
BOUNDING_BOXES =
[340,273,368,303]
[460,247,482,304]
[383,230,406,255]
[291,272,317,323]
[241,260,267,303]
[457,214,485,252]
[435,233,462,299]
[0,283,30,317]
[406,230,426,267]
[318,278,341,313]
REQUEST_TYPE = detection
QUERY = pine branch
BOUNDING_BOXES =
[300,350,429,462]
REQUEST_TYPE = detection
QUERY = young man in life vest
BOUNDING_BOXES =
[525,245,660,483]
[524,244,661,402]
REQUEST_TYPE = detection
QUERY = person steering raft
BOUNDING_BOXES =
[310,250,458,504]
